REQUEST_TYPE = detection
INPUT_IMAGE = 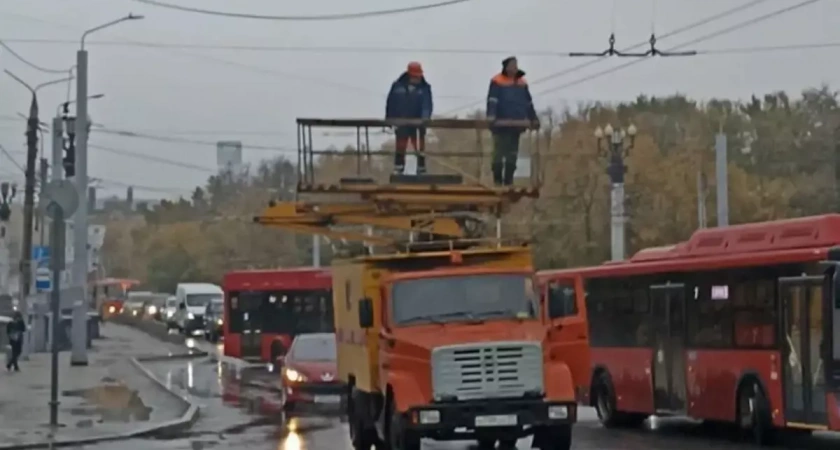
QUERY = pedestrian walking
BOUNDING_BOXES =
[6,311,25,371]
[386,61,433,175]
[486,56,540,185]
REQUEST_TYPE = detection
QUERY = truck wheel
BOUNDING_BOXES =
[498,438,517,449]
[349,388,377,450]
[476,438,495,449]
[388,404,420,450]
[537,424,571,450]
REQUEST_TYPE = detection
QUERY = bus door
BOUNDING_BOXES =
[779,276,827,426]
[650,283,687,413]
[830,270,840,391]
[232,292,263,360]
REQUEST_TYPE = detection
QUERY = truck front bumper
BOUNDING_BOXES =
[406,398,576,440]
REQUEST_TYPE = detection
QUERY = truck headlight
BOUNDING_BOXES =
[216,318,223,325]
[187,313,195,319]
[418,410,440,424]
[148,306,157,315]
[108,306,116,313]
[548,405,568,420]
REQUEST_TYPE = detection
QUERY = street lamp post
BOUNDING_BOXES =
[4,70,73,359]
[71,13,143,367]
[594,123,637,261]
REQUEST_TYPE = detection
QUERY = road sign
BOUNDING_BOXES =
[33,246,50,268]
[35,267,51,292]
[40,179,79,219]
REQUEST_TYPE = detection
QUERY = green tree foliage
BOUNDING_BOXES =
[102,86,840,291]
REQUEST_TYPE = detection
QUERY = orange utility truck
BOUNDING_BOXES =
[254,117,590,450]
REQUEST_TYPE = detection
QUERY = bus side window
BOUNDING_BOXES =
[547,281,577,319]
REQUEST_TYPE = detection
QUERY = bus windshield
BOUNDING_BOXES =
[186,293,222,307]
[391,274,538,326]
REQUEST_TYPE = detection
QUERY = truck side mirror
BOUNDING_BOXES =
[179,302,186,310]
[358,297,373,329]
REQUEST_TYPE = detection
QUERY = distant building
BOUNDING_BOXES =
[216,141,243,173]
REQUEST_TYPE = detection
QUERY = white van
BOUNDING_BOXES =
[173,283,223,335]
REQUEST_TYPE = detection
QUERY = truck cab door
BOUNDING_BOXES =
[544,278,590,401]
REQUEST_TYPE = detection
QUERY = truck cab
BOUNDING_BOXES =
[338,246,586,450]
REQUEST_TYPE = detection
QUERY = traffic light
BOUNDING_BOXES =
[63,145,75,178]
[63,115,76,177]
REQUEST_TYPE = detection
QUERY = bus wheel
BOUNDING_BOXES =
[737,381,774,446]
[476,438,495,450]
[593,373,646,428]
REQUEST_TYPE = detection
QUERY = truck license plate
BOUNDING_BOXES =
[475,414,517,427]
[314,395,341,404]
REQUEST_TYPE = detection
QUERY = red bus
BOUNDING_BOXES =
[539,214,840,445]
[92,278,140,320]
[222,268,333,365]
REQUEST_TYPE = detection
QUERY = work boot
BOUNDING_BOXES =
[416,155,427,175]
[491,163,503,186]
[394,153,406,175]
[502,163,517,186]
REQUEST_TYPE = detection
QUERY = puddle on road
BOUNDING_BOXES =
[63,377,152,425]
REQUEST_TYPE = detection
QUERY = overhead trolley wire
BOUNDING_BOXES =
[441,0,773,115]
[131,0,473,21]
[534,0,821,99]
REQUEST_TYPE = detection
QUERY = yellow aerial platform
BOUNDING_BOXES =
[255,117,544,249]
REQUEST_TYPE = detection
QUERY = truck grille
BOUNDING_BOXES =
[431,341,543,401]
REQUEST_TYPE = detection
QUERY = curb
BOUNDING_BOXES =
[0,336,204,449]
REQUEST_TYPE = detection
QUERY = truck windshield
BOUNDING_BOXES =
[186,294,221,307]
[391,274,537,325]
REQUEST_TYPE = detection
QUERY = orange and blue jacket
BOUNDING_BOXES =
[386,72,433,126]
[486,70,537,132]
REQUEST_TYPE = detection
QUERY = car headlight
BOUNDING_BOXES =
[216,318,223,325]
[148,306,157,315]
[418,410,440,424]
[132,310,138,316]
[284,368,306,383]
[166,310,174,318]
[108,306,116,313]
[548,405,568,420]
[187,313,195,319]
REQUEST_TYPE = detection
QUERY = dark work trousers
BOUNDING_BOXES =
[394,127,426,174]
[7,340,21,371]
[491,131,522,185]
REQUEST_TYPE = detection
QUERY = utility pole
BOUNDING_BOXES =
[71,13,144,366]
[594,123,637,261]
[715,133,729,227]
[19,90,40,359]
[38,159,48,246]
[71,46,90,366]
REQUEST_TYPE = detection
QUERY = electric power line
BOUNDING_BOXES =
[92,127,295,152]
[132,0,473,21]
[4,37,840,57]
[0,40,69,74]
[0,144,26,173]
[442,0,774,115]
[89,143,217,173]
[534,0,821,100]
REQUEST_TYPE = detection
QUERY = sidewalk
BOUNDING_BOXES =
[0,323,193,448]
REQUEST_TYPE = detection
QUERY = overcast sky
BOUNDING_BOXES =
[0,0,837,198]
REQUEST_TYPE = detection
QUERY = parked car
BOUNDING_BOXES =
[164,296,179,330]
[280,333,343,413]
[203,299,224,343]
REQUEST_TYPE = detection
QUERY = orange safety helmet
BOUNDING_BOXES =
[406,61,424,77]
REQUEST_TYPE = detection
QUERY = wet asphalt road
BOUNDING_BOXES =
[67,341,840,450]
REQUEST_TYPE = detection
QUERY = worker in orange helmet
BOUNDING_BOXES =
[386,61,433,175]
